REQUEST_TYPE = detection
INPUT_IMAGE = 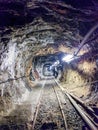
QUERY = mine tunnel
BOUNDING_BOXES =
[0,0,98,130]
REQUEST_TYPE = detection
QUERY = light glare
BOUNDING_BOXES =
[62,54,74,63]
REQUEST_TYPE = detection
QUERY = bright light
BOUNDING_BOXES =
[54,60,59,65]
[62,54,74,63]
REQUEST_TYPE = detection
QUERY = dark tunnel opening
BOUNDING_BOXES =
[29,52,65,81]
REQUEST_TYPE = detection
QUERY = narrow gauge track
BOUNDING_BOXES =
[55,79,98,130]
[30,79,97,130]
[31,82,68,130]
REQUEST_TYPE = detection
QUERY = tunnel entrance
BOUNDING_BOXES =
[29,52,64,81]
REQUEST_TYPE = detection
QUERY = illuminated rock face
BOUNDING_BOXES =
[0,0,98,126]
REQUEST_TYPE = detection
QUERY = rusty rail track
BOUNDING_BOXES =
[31,80,69,130]
[55,79,98,130]
[66,92,98,127]
[53,85,68,130]
[31,80,46,130]
[29,79,98,130]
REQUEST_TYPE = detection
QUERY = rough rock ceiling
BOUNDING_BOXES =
[0,0,98,48]
[0,0,98,27]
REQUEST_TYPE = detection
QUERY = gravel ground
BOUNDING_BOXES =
[34,84,65,130]
[0,81,86,130]
[0,82,46,130]
[34,83,85,130]
[55,86,85,130]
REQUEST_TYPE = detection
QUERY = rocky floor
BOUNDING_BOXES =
[34,84,65,130]
[0,80,87,130]
[0,81,46,130]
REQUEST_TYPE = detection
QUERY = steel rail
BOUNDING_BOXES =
[54,79,95,114]
[80,107,98,127]
[54,79,98,130]
[66,92,98,122]
[31,80,46,130]
[53,85,68,130]
[66,91,98,126]
[66,93,98,130]
[67,92,95,113]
